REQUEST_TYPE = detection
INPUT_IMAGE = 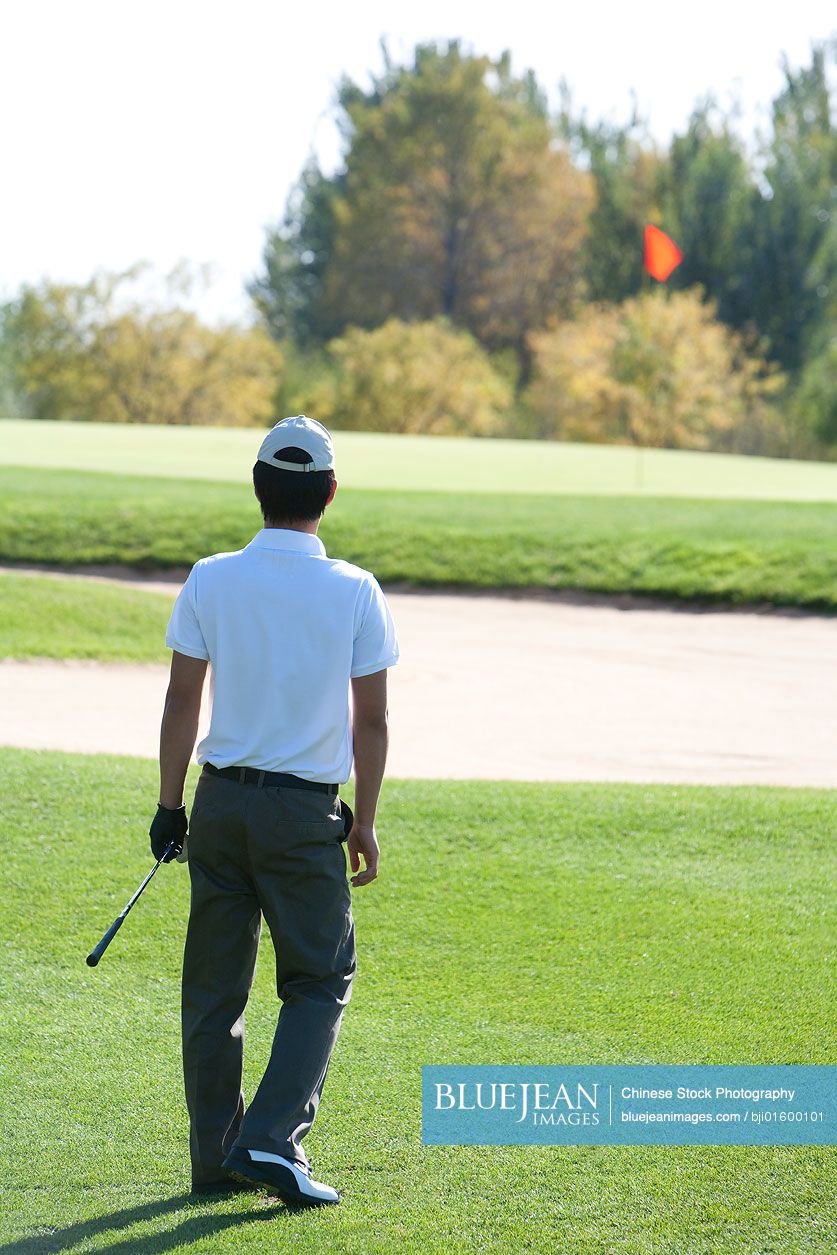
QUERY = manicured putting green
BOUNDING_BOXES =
[3,417,837,501]
[1,748,832,1252]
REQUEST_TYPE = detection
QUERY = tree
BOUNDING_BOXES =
[522,303,624,440]
[748,41,836,370]
[252,40,592,387]
[2,265,283,425]
[89,309,282,426]
[0,275,108,421]
[794,336,837,449]
[248,159,342,346]
[0,320,25,418]
[663,101,758,331]
[557,93,666,303]
[311,317,513,436]
[525,289,784,452]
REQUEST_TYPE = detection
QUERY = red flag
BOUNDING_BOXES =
[644,224,683,282]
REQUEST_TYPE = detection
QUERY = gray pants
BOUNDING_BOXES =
[181,768,356,1187]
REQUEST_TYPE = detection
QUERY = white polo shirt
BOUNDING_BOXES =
[165,528,400,783]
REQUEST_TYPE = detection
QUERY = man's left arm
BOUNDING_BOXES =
[160,650,208,806]
[151,650,208,861]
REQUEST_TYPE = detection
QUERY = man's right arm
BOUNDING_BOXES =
[349,669,389,887]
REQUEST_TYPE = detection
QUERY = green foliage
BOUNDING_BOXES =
[794,337,837,447]
[526,289,785,453]
[664,103,758,332]
[0,312,27,418]
[557,94,664,303]
[314,317,513,436]
[1,266,283,426]
[750,44,836,372]
[790,203,837,450]
[248,159,341,346]
[3,466,837,610]
[1,748,833,1250]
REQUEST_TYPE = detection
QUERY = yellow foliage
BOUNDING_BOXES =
[89,312,282,426]
[4,270,283,426]
[526,289,784,450]
[315,318,513,436]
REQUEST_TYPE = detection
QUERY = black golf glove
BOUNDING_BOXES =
[150,804,187,862]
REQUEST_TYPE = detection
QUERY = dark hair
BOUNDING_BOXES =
[253,446,336,525]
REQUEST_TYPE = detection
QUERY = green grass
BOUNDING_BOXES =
[0,749,833,1252]
[3,465,837,610]
[0,571,173,661]
[3,417,837,501]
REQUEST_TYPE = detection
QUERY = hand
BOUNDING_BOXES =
[347,820,379,887]
[150,804,187,863]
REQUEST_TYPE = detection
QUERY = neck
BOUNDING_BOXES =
[264,519,319,536]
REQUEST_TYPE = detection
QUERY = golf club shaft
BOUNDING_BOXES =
[86,841,176,966]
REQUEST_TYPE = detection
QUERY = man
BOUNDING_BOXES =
[149,414,400,1207]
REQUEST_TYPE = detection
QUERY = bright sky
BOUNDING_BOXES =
[1,1,833,323]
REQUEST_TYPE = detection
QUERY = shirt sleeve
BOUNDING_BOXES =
[165,564,210,661]
[351,576,400,678]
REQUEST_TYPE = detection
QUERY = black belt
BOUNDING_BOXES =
[203,762,338,795]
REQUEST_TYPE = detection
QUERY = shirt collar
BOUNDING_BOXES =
[249,528,327,557]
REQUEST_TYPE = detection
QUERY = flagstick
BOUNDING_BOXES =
[636,232,651,494]
[637,259,652,494]
[638,224,682,498]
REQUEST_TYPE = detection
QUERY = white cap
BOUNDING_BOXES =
[256,415,335,472]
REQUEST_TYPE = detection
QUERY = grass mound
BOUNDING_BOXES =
[0,571,173,661]
[2,467,837,610]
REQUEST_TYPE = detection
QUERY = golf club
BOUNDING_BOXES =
[86,841,176,967]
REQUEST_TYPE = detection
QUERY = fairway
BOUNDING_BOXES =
[3,418,837,501]
[1,748,833,1253]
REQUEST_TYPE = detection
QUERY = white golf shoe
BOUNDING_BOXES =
[222,1146,340,1206]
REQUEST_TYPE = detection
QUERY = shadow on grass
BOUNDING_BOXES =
[4,1191,297,1254]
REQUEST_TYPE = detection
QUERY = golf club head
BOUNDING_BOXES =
[85,842,174,968]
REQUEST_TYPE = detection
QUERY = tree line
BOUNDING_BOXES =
[2,38,834,455]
